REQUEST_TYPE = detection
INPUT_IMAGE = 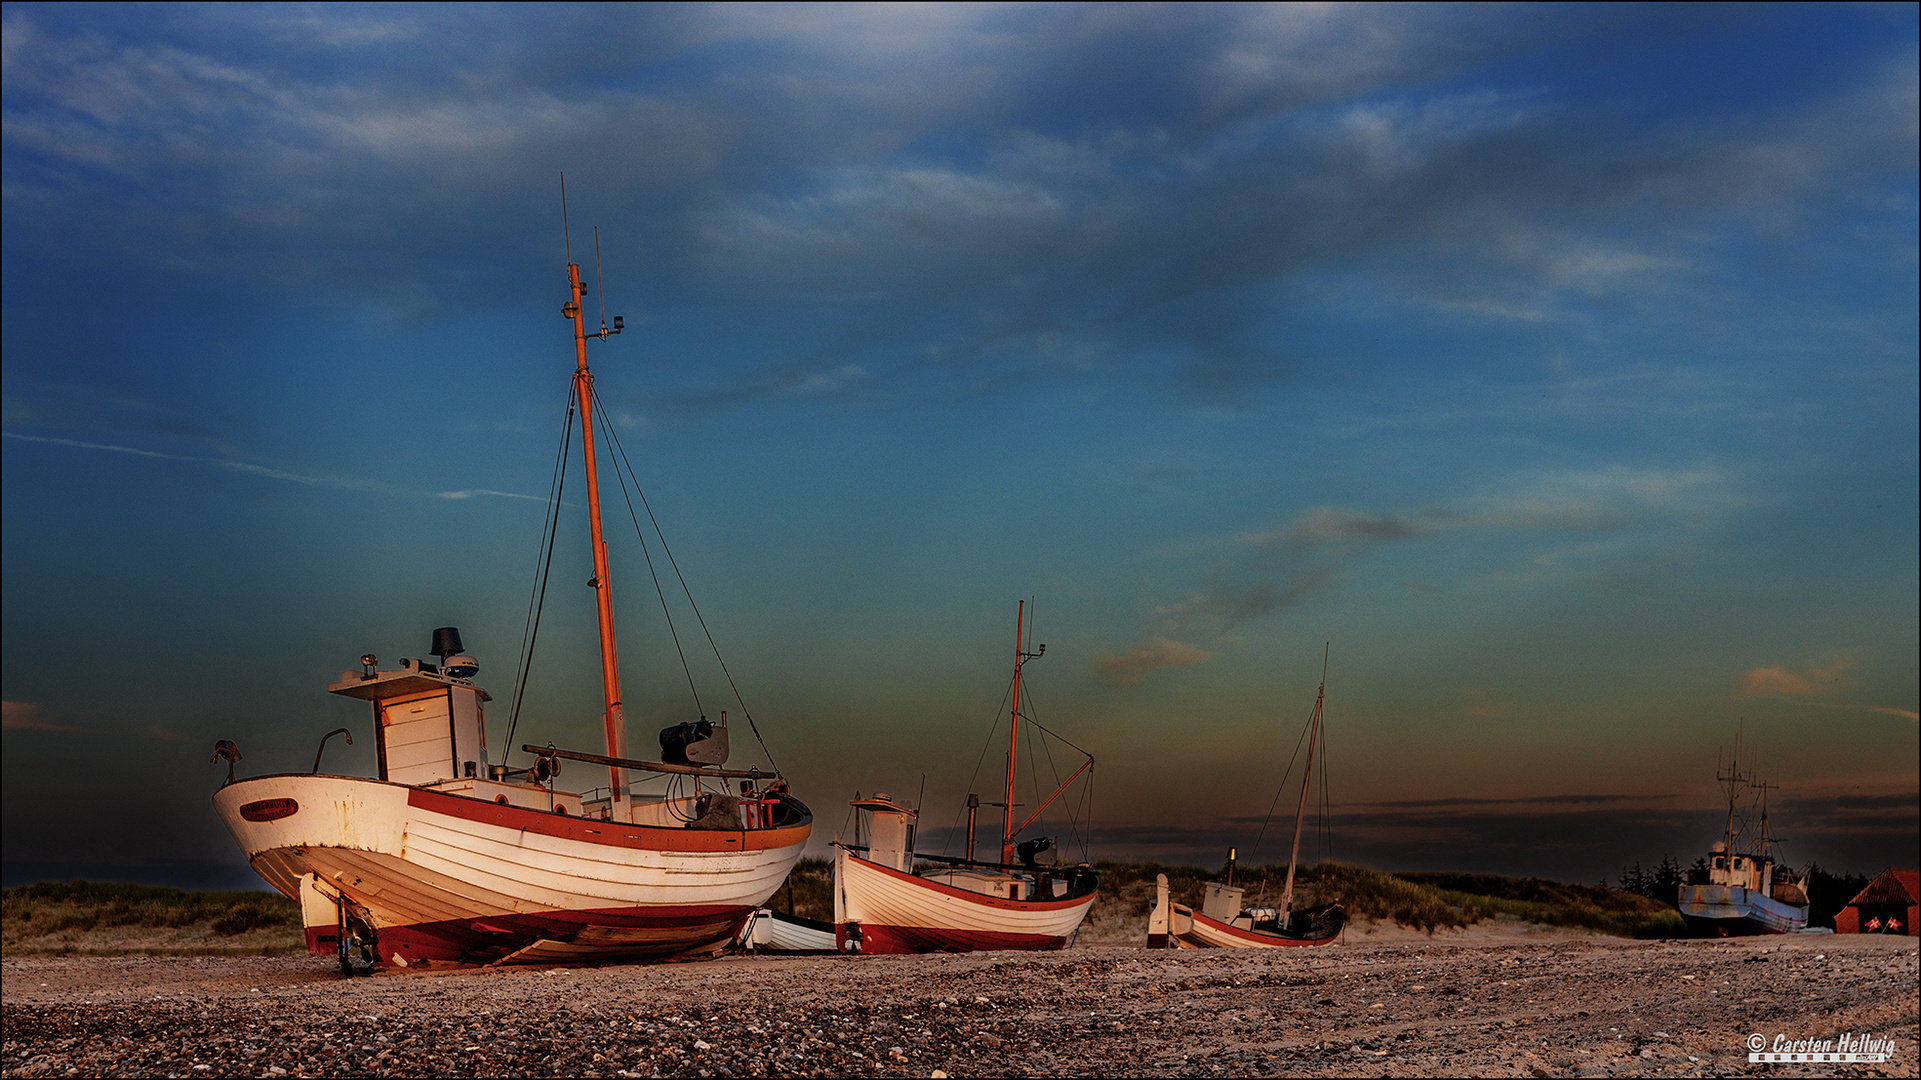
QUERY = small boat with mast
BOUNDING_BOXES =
[1677,742,1809,936]
[212,192,812,970]
[832,602,1100,953]
[1148,650,1344,948]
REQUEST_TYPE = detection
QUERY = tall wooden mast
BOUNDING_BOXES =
[1000,601,1048,865]
[1001,601,1025,865]
[1279,645,1328,918]
[993,601,1083,866]
[564,237,625,801]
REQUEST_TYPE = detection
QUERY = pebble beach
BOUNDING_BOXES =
[4,926,1915,1078]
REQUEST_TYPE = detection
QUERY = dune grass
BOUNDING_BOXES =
[770,856,835,922]
[2,880,303,956]
[1088,859,1686,938]
[3,859,1686,957]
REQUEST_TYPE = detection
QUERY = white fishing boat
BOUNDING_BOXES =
[1148,651,1344,949]
[213,202,812,970]
[1677,745,1808,936]
[832,603,1099,953]
[737,908,838,953]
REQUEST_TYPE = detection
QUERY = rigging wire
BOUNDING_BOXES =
[592,401,705,719]
[1023,694,1045,840]
[1006,677,1096,863]
[1075,767,1096,862]
[1024,688,1093,859]
[590,384,783,775]
[500,386,577,764]
[1247,694,1317,863]
[946,675,1013,857]
[1018,715,1096,763]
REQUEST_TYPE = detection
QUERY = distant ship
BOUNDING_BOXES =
[1676,745,1808,935]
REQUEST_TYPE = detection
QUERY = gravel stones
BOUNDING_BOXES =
[3,935,1917,1077]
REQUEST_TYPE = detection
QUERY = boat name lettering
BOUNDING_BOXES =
[239,798,300,822]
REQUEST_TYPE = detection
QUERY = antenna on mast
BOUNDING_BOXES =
[560,173,573,265]
[593,226,618,338]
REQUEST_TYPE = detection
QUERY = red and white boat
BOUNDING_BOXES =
[213,212,812,969]
[1148,651,1344,949]
[833,602,1099,954]
[1146,868,1344,949]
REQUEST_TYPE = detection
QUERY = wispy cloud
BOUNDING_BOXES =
[1812,702,1920,723]
[1095,638,1212,687]
[3,431,539,501]
[1740,662,1849,699]
[1160,465,1736,634]
[2,701,77,733]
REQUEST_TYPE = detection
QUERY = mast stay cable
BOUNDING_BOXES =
[590,384,782,775]
[593,403,706,721]
[1247,695,1315,864]
[500,386,577,765]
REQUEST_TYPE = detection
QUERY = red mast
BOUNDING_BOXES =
[1001,601,1044,865]
[561,187,626,802]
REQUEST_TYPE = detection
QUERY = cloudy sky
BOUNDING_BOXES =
[4,3,1915,890]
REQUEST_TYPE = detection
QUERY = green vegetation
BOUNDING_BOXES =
[2,880,303,956]
[4,859,1693,957]
[771,857,834,922]
[1090,859,1687,938]
[1394,870,1686,938]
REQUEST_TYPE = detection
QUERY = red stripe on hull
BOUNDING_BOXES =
[851,853,1095,912]
[405,787,809,854]
[1190,913,1339,947]
[839,923,1068,955]
[355,904,756,967]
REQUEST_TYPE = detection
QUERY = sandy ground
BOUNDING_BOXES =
[3,925,1915,1078]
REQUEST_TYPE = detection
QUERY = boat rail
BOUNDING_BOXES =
[522,743,778,781]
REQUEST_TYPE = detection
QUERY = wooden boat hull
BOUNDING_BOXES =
[1677,884,1809,936]
[214,774,811,967]
[1147,874,1342,948]
[1160,906,1343,948]
[833,849,1096,954]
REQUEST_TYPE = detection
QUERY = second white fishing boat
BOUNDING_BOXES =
[833,602,1099,953]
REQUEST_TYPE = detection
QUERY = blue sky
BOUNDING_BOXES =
[3,3,1915,889]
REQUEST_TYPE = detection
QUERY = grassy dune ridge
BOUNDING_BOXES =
[4,860,1684,956]
[788,858,1687,939]
[1,880,302,957]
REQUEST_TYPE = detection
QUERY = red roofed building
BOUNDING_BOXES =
[1834,868,1920,935]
